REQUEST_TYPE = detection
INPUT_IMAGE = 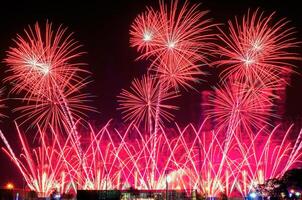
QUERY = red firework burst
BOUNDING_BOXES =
[215,9,299,84]
[4,21,87,98]
[151,56,204,90]
[14,80,94,132]
[130,0,216,66]
[207,82,275,133]
[117,75,179,129]
[130,7,160,54]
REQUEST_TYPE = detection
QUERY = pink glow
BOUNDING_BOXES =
[1,121,301,197]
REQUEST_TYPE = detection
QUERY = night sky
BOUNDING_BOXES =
[0,0,301,188]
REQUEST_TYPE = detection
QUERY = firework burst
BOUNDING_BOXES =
[215,9,299,84]
[207,82,275,133]
[151,56,204,90]
[117,75,179,130]
[130,0,216,67]
[4,21,88,99]
[130,8,160,54]
[13,80,94,132]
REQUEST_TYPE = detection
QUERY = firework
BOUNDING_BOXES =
[231,125,302,196]
[13,80,94,132]
[150,56,204,90]
[0,2,301,200]
[1,121,301,198]
[215,9,299,84]
[130,0,215,67]
[4,22,94,172]
[0,124,77,197]
[0,88,6,119]
[130,7,160,54]
[117,75,179,130]
[4,21,87,99]
[207,82,275,134]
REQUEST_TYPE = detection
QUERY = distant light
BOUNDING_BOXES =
[281,192,286,198]
[290,189,295,193]
[54,193,61,199]
[6,182,14,190]
[249,192,257,198]
[295,192,301,197]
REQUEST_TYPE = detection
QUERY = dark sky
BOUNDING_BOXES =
[0,0,301,188]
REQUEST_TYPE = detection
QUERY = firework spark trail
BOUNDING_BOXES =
[0,88,6,119]
[0,123,76,196]
[208,83,274,136]
[13,80,93,133]
[117,75,179,131]
[1,121,302,197]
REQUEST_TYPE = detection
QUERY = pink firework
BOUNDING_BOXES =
[1,121,301,198]
[13,80,94,132]
[4,22,93,166]
[117,75,179,130]
[207,82,274,134]
[215,9,299,84]
[231,125,302,196]
[130,7,160,54]
[0,124,77,197]
[4,21,87,98]
[151,56,204,90]
[130,0,215,67]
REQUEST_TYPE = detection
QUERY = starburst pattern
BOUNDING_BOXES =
[215,9,299,84]
[207,82,275,133]
[130,0,216,67]
[13,81,94,132]
[117,75,179,129]
[4,21,87,98]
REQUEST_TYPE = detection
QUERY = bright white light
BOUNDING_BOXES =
[249,192,257,198]
[143,32,152,41]
[54,194,61,199]
[242,57,254,67]
[295,192,301,197]
[28,59,50,75]
[39,63,50,75]
[166,175,172,183]
[167,41,176,49]
[252,40,262,51]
